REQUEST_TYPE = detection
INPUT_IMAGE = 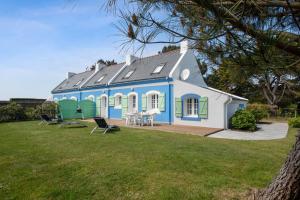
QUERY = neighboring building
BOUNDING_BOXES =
[52,41,247,129]
[0,98,46,108]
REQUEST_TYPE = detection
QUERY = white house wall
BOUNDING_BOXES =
[173,80,229,129]
[227,99,248,121]
[171,49,207,87]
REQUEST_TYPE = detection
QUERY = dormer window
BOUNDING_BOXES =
[74,80,82,86]
[124,70,134,79]
[96,75,105,83]
[152,64,165,74]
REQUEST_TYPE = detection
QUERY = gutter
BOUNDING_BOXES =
[224,96,232,129]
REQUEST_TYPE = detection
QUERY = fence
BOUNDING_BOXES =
[58,99,96,120]
[269,108,300,118]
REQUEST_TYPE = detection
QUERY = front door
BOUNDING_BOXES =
[101,96,107,118]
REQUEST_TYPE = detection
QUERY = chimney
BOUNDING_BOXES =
[126,54,137,65]
[95,62,106,72]
[95,62,100,71]
[67,72,76,79]
[180,40,189,53]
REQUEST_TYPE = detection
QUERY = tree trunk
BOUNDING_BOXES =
[251,131,300,200]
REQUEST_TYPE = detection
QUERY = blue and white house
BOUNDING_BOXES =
[52,41,248,129]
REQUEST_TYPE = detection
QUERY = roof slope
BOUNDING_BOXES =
[111,50,181,84]
[52,70,94,93]
[82,63,124,88]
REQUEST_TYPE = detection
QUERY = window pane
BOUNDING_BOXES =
[194,98,198,115]
[132,95,136,108]
[152,64,164,74]
[118,96,122,105]
[187,98,192,115]
[151,94,158,109]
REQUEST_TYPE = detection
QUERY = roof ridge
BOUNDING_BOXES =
[136,49,180,61]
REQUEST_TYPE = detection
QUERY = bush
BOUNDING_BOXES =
[25,107,40,120]
[0,102,27,122]
[230,109,256,131]
[288,117,300,128]
[247,103,269,122]
[0,101,57,122]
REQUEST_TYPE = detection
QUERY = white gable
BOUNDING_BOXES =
[170,49,207,87]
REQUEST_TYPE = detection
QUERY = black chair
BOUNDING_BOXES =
[39,114,58,125]
[91,117,120,134]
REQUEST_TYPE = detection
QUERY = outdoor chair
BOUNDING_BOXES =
[145,109,160,126]
[39,114,58,125]
[90,117,120,134]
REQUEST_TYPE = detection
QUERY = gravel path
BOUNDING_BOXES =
[208,123,288,140]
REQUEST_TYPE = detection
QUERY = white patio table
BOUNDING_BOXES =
[125,112,138,126]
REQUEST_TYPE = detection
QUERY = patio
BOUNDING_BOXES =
[85,119,222,136]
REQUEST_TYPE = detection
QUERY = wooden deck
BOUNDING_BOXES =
[85,119,222,137]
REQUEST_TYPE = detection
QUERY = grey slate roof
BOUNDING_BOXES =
[82,63,125,88]
[110,49,181,84]
[52,49,182,93]
[52,70,94,93]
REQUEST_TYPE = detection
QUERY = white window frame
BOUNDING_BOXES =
[86,95,95,102]
[128,92,138,113]
[96,75,105,83]
[114,93,123,109]
[184,98,199,118]
[146,90,160,111]
[152,64,165,74]
[100,94,108,118]
[70,96,77,101]
[124,70,134,79]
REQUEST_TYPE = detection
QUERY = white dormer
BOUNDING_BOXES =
[126,55,138,65]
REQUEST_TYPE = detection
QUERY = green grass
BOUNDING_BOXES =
[0,121,297,200]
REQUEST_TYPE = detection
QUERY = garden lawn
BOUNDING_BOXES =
[0,121,297,200]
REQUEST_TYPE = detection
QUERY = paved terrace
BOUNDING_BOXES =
[84,119,222,137]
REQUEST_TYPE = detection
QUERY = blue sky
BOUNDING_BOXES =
[0,0,164,100]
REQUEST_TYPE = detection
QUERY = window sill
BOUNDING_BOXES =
[181,116,200,121]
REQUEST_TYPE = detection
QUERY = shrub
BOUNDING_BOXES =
[230,109,256,131]
[0,102,26,122]
[25,107,40,120]
[288,117,300,128]
[0,101,57,122]
[247,103,269,122]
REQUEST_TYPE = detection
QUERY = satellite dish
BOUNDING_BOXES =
[180,69,190,80]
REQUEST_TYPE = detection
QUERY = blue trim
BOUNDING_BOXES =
[180,93,201,121]
[109,77,172,88]
[181,116,201,121]
[52,78,172,94]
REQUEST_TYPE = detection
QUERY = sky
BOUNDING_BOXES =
[0,0,165,100]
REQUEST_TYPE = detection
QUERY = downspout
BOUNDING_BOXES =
[224,96,232,129]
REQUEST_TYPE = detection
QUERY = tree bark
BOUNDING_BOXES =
[252,131,300,200]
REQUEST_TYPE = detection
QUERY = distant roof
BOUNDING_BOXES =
[111,50,181,84]
[82,63,124,88]
[52,70,94,93]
